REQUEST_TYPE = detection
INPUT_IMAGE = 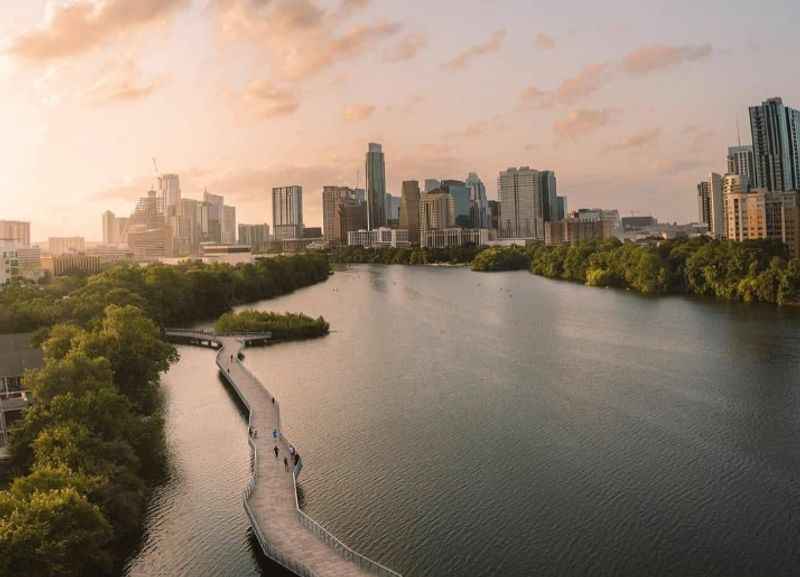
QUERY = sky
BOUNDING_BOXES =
[1,0,799,241]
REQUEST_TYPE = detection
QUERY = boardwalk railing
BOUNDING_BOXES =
[165,329,402,577]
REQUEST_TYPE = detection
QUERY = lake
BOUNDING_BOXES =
[124,264,800,577]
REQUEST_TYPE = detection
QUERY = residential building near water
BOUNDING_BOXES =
[348,227,410,249]
[238,224,270,252]
[727,145,755,186]
[47,236,85,256]
[697,173,725,238]
[272,185,304,240]
[0,220,31,246]
[399,180,421,244]
[366,143,386,230]
[749,97,800,192]
[498,167,543,240]
[724,189,800,257]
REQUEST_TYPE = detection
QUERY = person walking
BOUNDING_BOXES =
[273,446,279,459]
[283,457,289,472]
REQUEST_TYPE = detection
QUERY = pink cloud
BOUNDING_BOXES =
[554,108,617,141]
[622,44,712,76]
[343,103,376,122]
[442,29,506,71]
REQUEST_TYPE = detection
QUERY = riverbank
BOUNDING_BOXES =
[0,254,331,577]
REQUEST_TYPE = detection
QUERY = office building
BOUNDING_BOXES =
[727,145,755,187]
[441,180,472,228]
[200,244,253,265]
[348,227,410,249]
[238,224,270,252]
[0,245,18,285]
[555,196,568,221]
[466,173,488,228]
[421,228,489,249]
[385,194,401,226]
[159,174,181,217]
[697,173,725,238]
[498,167,542,239]
[222,205,236,244]
[724,189,800,257]
[538,171,558,222]
[303,227,323,239]
[49,249,133,276]
[723,173,749,196]
[488,200,499,230]
[334,198,368,246]
[177,198,205,255]
[424,179,440,193]
[0,221,31,246]
[48,236,85,256]
[420,190,455,234]
[366,143,386,229]
[323,186,357,244]
[621,216,658,231]
[399,180,421,244]
[203,190,224,243]
[272,185,304,240]
[545,217,609,246]
[749,97,800,192]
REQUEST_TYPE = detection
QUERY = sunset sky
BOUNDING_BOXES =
[2,0,799,240]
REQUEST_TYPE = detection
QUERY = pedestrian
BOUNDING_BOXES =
[273,446,279,459]
[272,429,277,440]
[283,457,288,472]
[253,429,258,438]
[289,445,295,457]
[271,398,275,405]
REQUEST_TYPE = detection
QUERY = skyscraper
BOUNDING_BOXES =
[366,143,386,229]
[441,180,471,228]
[102,210,116,245]
[498,167,542,239]
[203,190,224,243]
[727,145,755,187]
[222,205,236,244]
[538,171,558,222]
[465,173,488,228]
[272,185,304,240]
[749,97,800,191]
[697,173,724,238]
[424,179,440,193]
[323,186,356,244]
[399,180,421,244]
[159,174,181,217]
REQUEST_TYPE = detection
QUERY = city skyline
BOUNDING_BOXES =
[2,0,800,239]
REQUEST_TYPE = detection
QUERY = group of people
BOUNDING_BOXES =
[273,442,300,472]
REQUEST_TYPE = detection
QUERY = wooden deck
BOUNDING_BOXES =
[165,330,402,577]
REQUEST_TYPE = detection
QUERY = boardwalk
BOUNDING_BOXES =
[165,330,402,577]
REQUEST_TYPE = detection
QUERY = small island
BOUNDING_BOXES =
[215,310,330,341]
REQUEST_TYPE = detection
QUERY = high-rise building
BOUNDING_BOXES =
[399,180,421,244]
[555,196,568,221]
[465,173,488,228]
[0,221,30,246]
[159,174,181,217]
[238,223,270,252]
[102,210,116,245]
[419,190,455,241]
[272,185,304,240]
[727,145,755,187]
[335,199,368,245]
[749,97,800,192]
[697,173,724,238]
[48,237,85,256]
[498,167,542,239]
[724,189,800,257]
[538,171,558,222]
[203,190,224,243]
[723,174,748,196]
[488,200,499,230]
[385,194,401,226]
[222,205,236,244]
[323,186,357,244]
[366,143,386,229]
[440,180,471,228]
[424,179,440,193]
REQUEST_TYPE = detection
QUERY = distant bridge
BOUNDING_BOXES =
[164,329,402,577]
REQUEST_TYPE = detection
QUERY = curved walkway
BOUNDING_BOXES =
[165,330,402,577]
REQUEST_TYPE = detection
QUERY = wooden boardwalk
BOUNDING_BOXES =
[165,330,402,577]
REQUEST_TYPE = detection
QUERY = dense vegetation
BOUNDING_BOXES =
[471,246,531,272]
[329,245,482,266]
[215,310,329,340]
[0,254,330,577]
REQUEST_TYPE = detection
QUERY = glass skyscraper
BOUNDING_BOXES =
[365,143,386,230]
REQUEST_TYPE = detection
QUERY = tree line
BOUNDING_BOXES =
[329,245,482,266]
[215,310,330,341]
[0,254,331,577]
[471,238,800,305]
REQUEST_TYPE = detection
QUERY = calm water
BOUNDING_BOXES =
[125,265,800,577]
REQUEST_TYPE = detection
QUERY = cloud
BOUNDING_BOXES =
[384,32,427,62]
[535,33,556,50]
[343,103,376,122]
[521,62,615,108]
[606,128,661,152]
[8,0,189,62]
[241,80,300,118]
[442,29,506,71]
[335,0,370,19]
[554,108,616,141]
[622,44,712,76]
[83,60,165,105]
[215,0,401,81]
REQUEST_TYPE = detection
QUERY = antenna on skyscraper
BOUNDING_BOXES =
[736,118,742,147]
